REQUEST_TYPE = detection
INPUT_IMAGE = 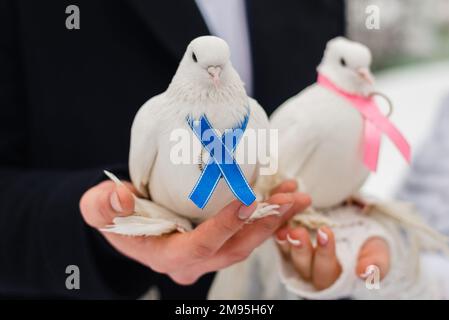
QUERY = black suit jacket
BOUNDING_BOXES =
[0,0,344,299]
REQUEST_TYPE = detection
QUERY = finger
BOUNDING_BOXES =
[288,192,312,220]
[231,192,308,247]
[202,192,310,272]
[142,202,250,275]
[79,181,135,228]
[101,231,159,268]
[312,227,342,290]
[238,191,310,243]
[288,227,313,280]
[106,177,138,215]
[356,237,390,280]
[113,184,136,216]
[270,179,298,196]
[275,226,290,255]
[102,199,247,279]
[80,181,115,228]
[184,200,253,260]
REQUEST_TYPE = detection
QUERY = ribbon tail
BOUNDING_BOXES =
[363,120,381,172]
[189,162,222,209]
[382,121,412,165]
[219,164,256,206]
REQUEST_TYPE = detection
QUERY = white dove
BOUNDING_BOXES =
[265,36,448,246]
[269,36,374,209]
[104,36,279,236]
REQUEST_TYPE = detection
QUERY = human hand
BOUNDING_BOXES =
[276,226,390,290]
[79,179,310,284]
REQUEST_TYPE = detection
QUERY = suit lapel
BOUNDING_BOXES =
[126,0,210,60]
[246,0,345,114]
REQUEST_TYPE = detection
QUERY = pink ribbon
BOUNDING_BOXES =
[317,73,411,172]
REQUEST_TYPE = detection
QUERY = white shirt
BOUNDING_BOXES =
[195,0,253,95]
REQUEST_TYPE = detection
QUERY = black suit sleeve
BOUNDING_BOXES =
[0,168,162,299]
[0,0,155,299]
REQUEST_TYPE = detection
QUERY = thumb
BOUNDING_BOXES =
[111,184,135,216]
[80,181,135,228]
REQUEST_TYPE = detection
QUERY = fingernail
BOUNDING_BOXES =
[360,264,378,279]
[317,228,328,246]
[238,204,256,220]
[110,191,123,213]
[275,236,287,245]
[278,203,293,215]
[286,233,302,247]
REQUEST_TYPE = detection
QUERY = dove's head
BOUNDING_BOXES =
[183,36,231,88]
[317,37,374,96]
[167,36,248,125]
[169,36,245,95]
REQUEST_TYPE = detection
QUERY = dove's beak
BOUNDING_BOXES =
[356,67,374,85]
[207,66,222,87]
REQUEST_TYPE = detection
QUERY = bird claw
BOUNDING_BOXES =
[246,202,280,223]
[344,196,373,214]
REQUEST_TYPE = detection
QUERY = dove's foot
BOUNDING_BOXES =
[246,202,281,222]
[344,196,372,213]
[101,215,185,236]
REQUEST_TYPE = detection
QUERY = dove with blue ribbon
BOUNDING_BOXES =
[186,108,256,209]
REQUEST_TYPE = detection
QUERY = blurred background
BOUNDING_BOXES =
[345,0,449,199]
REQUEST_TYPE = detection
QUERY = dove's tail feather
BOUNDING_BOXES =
[102,170,193,236]
[291,208,337,230]
[101,216,179,236]
[103,170,124,186]
[372,200,449,255]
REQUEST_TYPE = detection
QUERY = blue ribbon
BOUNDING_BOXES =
[187,109,256,209]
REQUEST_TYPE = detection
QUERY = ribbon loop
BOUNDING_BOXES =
[187,109,256,209]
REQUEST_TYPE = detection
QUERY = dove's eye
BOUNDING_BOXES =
[192,52,198,63]
[340,58,346,67]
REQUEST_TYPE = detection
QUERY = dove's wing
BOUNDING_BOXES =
[243,98,276,197]
[248,96,319,195]
[106,96,194,237]
[103,170,193,236]
[129,94,164,197]
[247,97,270,129]
[277,122,319,179]
[271,98,320,180]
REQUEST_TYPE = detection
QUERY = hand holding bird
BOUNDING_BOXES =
[80,177,310,284]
